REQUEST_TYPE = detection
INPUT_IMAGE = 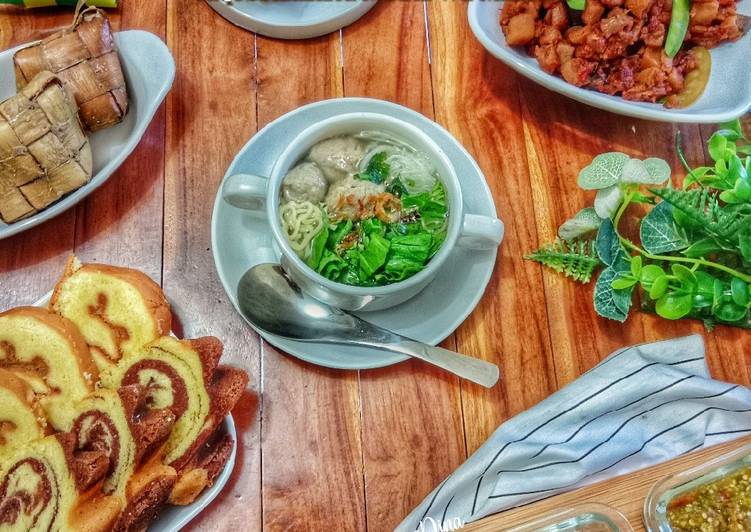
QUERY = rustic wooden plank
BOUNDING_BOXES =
[253,32,366,532]
[73,3,165,283]
[340,3,468,531]
[518,88,704,383]
[518,82,749,387]
[0,6,96,308]
[463,435,751,531]
[427,1,558,454]
[162,2,261,530]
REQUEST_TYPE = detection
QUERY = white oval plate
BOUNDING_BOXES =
[468,0,751,123]
[211,97,501,370]
[206,0,377,39]
[32,292,236,532]
[0,30,175,240]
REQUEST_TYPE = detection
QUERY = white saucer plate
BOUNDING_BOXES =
[211,97,501,370]
[206,0,377,39]
[32,292,236,532]
[468,0,751,123]
[0,30,175,239]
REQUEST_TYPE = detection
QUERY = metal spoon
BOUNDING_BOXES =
[236,263,500,388]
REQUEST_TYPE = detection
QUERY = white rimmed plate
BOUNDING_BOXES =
[206,0,377,39]
[32,292,236,532]
[0,30,175,239]
[211,97,501,370]
[468,0,751,123]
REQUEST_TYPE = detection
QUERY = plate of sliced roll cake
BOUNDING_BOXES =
[0,256,250,531]
[0,5,175,239]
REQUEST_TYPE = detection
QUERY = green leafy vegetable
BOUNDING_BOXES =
[328,220,353,248]
[358,152,390,184]
[386,178,408,197]
[359,233,390,278]
[306,226,330,270]
[307,181,449,287]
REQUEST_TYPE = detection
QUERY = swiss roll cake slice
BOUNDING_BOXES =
[58,387,177,531]
[168,422,234,506]
[0,368,47,453]
[101,337,247,476]
[0,433,110,532]
[0,306,97,429]
[50,256,172,371]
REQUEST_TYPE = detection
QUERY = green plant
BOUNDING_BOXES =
[525,239,600,283]
[526,119,751,329]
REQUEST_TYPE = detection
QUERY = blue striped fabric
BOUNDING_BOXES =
[397,335,751,531]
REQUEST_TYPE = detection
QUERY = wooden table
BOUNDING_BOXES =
[0,2,749,531]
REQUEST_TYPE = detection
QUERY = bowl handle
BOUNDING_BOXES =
[222,173,269,212]
[457,214,504,250]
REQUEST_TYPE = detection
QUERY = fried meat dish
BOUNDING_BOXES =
[500,0,744,104]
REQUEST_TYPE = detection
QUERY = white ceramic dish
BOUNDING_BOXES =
[468,0,751,123]
[0,30,175,240]
[212,97,501,369]
[32,292,236,532]
[206,0,377,39]
[221,112,504,311]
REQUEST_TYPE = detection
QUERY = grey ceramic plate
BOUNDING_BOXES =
[211,97,500,370]
[0,30,175,240]
[206,0,377,39]
[468,0,751,123]
[32,291,236,532]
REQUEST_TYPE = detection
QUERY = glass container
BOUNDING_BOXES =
[644,442,751,531]
[507,502,634,532]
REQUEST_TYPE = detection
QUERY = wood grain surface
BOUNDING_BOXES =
[0,2,749,532]
[464,435,751,531]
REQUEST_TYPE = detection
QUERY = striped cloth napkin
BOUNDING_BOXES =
[397,335,751,531]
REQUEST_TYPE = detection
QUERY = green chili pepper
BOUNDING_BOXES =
[566,0,586,10]
[665,0,691,58]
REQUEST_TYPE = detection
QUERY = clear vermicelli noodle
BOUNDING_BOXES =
[280,200,325,256]
[278,130,450,287]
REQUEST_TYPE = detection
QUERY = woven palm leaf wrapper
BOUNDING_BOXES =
[0,71,92,224]
[13,5,128,132]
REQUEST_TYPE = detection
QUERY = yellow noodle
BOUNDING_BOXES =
[280,201,324,257]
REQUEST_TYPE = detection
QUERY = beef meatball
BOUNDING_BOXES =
[281,162,328,204]
[308,136,365,183]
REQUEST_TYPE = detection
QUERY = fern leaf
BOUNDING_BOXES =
[525,239,602,283]
[651,188,751,244]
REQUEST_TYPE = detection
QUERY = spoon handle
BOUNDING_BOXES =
[367,339,500,388]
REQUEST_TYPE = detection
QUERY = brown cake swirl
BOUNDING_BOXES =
[102,336,247,504]
[0,368,48,453]
[50,257,172,371]
[0,306,98,431]
[59,386,178,531]
[0,433,111,531]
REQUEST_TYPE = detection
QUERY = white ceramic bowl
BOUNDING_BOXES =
[205,0,377,39]
[222,111,504,311]
[468,0,751,123]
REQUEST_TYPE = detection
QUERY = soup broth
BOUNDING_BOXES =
[278,130,449,287]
